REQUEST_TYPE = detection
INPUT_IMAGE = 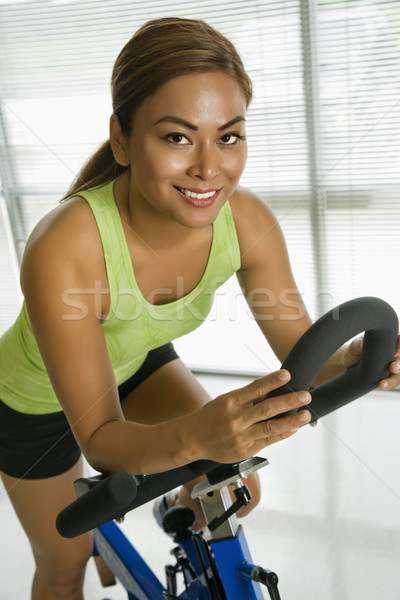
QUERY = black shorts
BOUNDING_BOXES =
[0,343,179,480]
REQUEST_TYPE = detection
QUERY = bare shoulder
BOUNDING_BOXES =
[23,196,99,260]
[20,196,103,290]
[229,186,285,270]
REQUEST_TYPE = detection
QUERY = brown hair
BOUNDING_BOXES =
[62,17,252,201]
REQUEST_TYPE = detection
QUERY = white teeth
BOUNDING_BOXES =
[179,188,217,200]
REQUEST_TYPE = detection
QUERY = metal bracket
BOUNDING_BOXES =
[193,457,269,497]
[191,457,269,540]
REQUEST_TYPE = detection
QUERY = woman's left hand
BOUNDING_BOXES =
[343,334,400,390]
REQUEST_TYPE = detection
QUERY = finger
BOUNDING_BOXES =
[379,370,400,390]
[251,388,311,424]
[379,360,400,390]
[251,408,312,448]
[389,360,400,375]
[246,428,300,456]
[235,370,291,406]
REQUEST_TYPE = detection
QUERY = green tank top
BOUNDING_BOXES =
[0,180,241,414]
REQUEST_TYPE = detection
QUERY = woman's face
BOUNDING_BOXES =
[120,70,248,229]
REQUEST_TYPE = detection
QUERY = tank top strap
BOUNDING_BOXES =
[76,180,136,318]
[206,200,241,283]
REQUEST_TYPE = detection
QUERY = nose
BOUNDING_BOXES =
[187,143,220,180]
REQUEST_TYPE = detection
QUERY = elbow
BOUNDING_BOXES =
[83,419,123,474]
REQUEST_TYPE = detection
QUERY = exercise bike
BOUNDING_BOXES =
[56,296,398,599]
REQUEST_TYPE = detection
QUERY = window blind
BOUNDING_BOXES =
[0,0,399,374]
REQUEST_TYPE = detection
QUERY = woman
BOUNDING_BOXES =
[0,17,399,600]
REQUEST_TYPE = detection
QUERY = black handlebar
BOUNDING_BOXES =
[56,296,398,538]
[56,470,137,538]
[56,460,220,538]
[265,296,398,422]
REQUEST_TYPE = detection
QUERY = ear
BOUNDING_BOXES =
[109,114,130,166]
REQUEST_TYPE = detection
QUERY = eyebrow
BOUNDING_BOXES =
[153,115,245,131]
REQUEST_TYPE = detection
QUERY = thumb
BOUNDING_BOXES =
[343,335,364,368]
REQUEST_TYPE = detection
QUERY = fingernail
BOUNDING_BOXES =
[298,410,311,422]
[279,369,291,382]
[297,391,311,403]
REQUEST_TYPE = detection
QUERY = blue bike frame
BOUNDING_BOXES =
[92,517,264,599]
[93,521,166,600]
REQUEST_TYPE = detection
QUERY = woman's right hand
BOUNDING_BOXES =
[186,369,311,464]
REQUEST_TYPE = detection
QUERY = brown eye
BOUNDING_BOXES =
[166,133,191,145]
[219,133,244,145]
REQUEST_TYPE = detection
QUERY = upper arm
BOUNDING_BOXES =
[231,188,312,362]
[20,201,123,459]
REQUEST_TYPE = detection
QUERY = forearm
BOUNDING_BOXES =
[84,371,319,475]
[85,415,196,475]
[312,346,347,387]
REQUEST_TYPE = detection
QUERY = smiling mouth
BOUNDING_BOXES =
[175,187,218,200]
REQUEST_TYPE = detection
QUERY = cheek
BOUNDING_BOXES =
[142,145,187,182]
[159,153,189,177]
[225,150,247,179]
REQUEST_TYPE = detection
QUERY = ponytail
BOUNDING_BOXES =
[61,140,128,201]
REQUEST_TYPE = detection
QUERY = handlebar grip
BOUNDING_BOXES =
[266,297,398,422]
[56,470,137,538]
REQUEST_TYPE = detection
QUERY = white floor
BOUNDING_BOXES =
[1,373,399,599]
